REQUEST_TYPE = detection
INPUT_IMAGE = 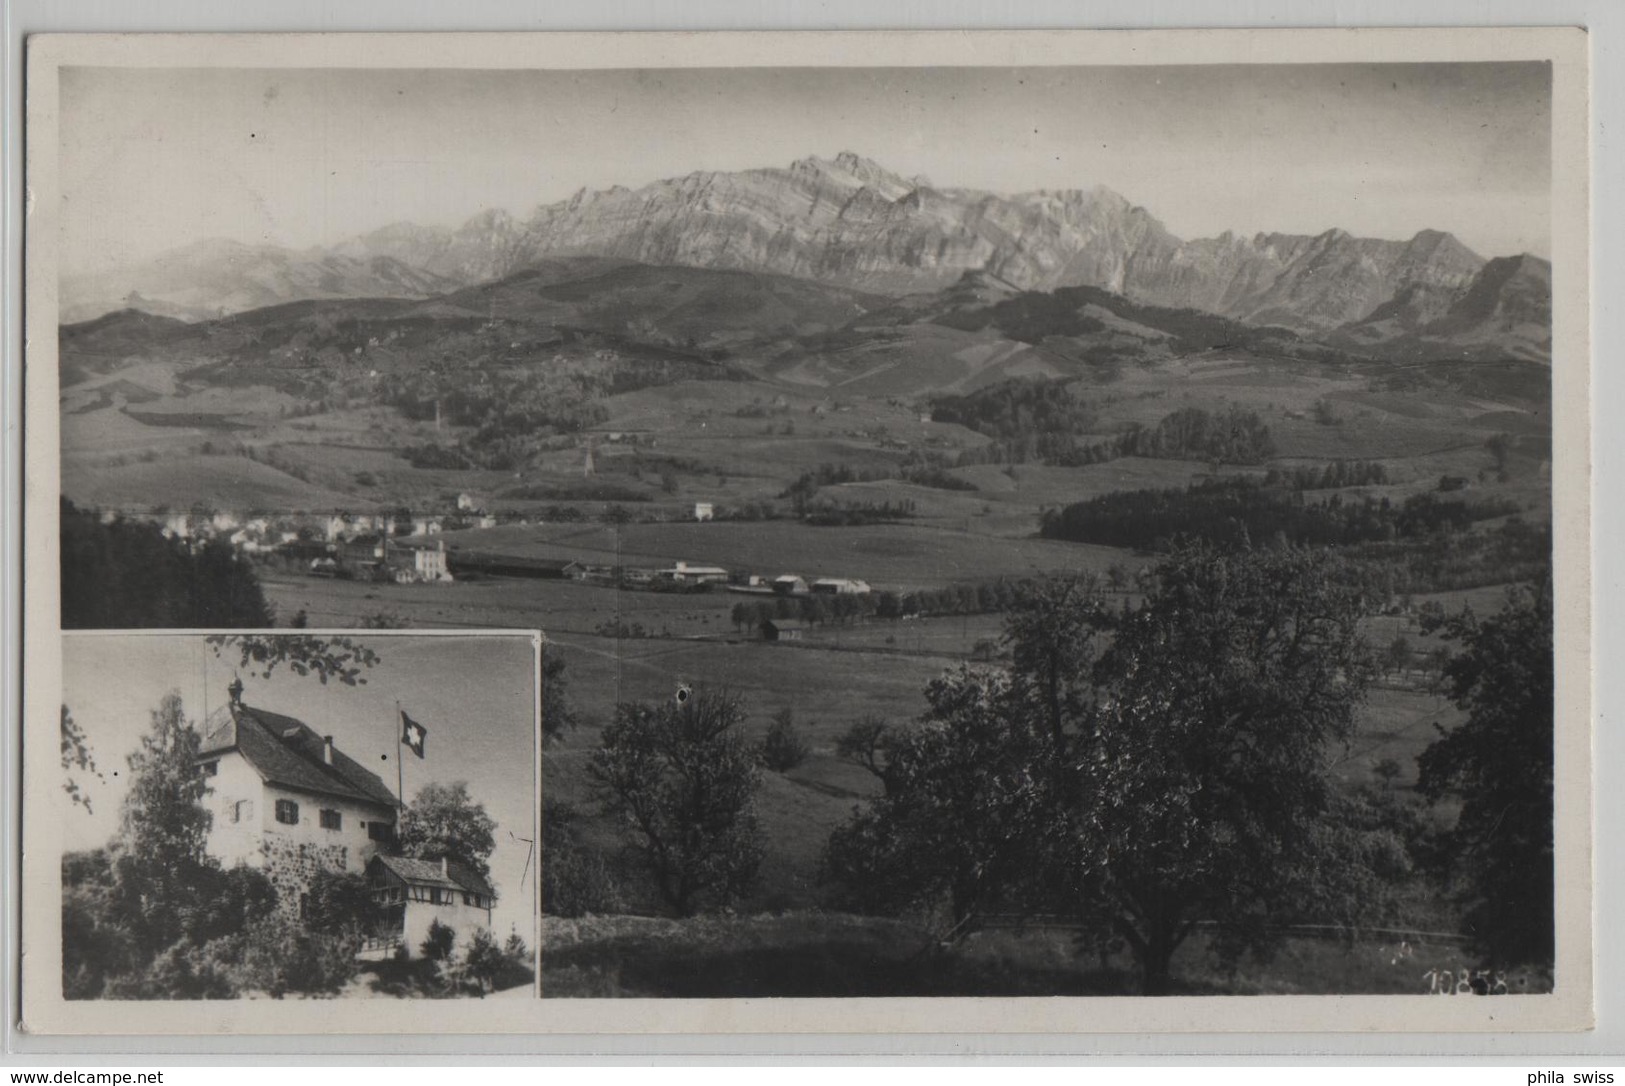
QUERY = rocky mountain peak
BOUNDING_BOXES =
[788,152,914,199]
[67,153,1536,345]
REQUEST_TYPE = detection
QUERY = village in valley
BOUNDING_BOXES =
[119,489,882,643]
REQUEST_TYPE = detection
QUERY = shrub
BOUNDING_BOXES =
[759,708,810,773]
[540,799,622,919]
[303,870,374,936]
[420,918,456,962]
[463,927,506,994]
[103,938,242,1000]
[239,913,360,998]
[588,689,764,916]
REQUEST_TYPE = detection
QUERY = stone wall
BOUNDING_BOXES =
[260,834,349,915]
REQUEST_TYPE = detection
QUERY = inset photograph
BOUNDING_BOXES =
[56,630,539,1000]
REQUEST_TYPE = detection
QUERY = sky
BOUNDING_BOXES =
[60,632,539,943]
[58,62,1551,275]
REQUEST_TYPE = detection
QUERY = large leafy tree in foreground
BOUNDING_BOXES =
[1070,546,1379,993]
[822,665,1062,927]
[822,578,1103,928]
[589,689,763,916]
[1417,577,1554,967]
[824,546,1389,994]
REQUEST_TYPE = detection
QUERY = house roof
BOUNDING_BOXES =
[200,702,399,810]
[369,854,496,899]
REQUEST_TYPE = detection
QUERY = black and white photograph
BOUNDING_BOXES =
[55,631,539,1001]
[22,28,1590,1031]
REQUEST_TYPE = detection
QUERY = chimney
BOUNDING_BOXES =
[440,856,448,878]
[323,735,334,765]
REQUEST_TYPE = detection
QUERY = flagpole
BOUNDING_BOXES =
[396,700,405,812]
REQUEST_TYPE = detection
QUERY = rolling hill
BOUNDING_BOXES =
[61,250,1553,421]
[61,238,463,325]
[1332,254,1553,364]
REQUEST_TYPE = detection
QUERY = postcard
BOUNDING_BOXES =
[21,27,1591,1034]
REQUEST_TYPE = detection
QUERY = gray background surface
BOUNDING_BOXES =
[2,0,1618,1062]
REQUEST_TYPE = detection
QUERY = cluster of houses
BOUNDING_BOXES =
[315,535,455,586]
[195,682,495,961]
[138,492,522,586]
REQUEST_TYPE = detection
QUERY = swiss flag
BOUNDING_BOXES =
[401,711,428,759]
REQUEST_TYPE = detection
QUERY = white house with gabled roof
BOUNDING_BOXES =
[196,686,399,914]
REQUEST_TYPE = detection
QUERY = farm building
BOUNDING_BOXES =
[694,502,715,522]
[771,574,810,597]
[664,561,730,585]
[760,617,811,642]
[447,552,574,580]
[811,577,873,596]
[726,575,776,595]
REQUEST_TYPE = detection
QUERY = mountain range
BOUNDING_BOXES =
[60,152,1550,362]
